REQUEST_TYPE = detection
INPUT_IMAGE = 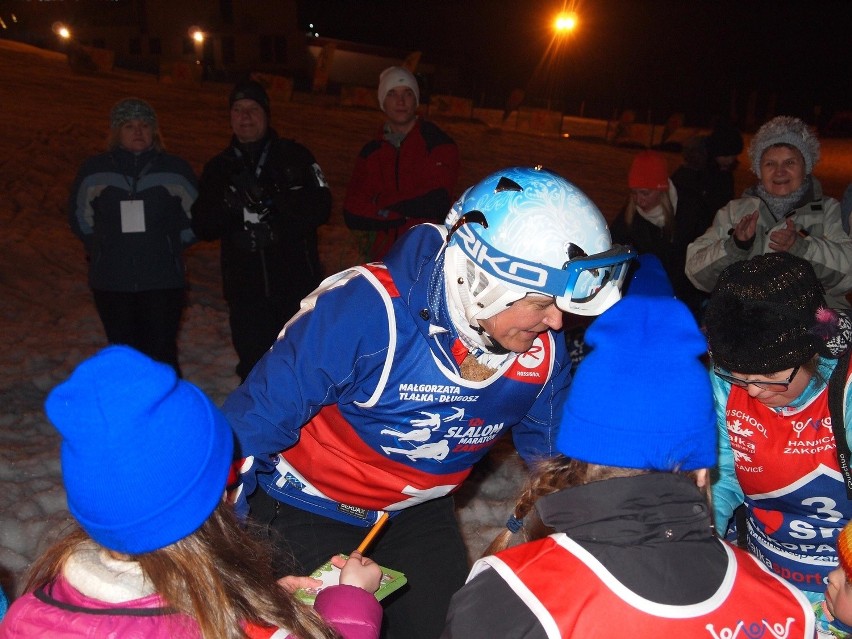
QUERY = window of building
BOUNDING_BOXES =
[129,38,141,55]
[259,35,287,64]
[259,35,273,63]
[274,36,287,64]
[220,0,234,24]
[222,36,235,65]
[149,38,161,55]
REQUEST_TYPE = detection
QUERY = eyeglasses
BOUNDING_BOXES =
[712,365,800,391]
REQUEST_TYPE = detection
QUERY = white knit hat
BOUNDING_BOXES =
[377,66,420,111]
[748,115,821,175]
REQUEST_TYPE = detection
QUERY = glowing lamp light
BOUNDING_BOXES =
[52,22,72,40]
[188,26,205,43]
[554,12,578,34]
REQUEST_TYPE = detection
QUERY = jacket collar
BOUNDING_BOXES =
[536,473,713,547]
[63,540,156,604]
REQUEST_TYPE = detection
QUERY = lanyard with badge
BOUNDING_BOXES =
[118,156,155,234]
[232,141,271,226]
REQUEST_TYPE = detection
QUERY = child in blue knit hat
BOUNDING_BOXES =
[442,259,816,638]
[0,346,382,639]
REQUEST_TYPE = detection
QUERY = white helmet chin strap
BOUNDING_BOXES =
[444,245,525,355]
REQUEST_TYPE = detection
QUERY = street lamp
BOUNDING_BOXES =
[539,9,578,113]
[188,26,206,68]
[554,12,578,34]
[52,21,72,41]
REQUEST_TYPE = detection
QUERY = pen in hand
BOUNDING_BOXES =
[356,512,389,554]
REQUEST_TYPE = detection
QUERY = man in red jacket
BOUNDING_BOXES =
[344,66,460,261]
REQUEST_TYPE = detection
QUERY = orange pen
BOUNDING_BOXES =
[355,512,389,554]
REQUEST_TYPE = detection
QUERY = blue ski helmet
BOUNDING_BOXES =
[444,166,635,320]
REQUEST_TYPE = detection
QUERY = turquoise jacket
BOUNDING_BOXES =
[712,356,852,603]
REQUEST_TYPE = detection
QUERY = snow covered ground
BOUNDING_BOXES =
[1,38,850,600]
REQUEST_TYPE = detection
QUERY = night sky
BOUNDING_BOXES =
[299,0,852,128]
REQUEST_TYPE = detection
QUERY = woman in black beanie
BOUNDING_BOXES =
[705,252,852,623]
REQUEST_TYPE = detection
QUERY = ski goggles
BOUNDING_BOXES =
[446,210,636,311]
[455,233,635,308]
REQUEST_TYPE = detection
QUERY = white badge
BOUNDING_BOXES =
[243,207,261,225]
[120,200,146,233]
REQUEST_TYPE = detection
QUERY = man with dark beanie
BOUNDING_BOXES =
[192,80,331,381]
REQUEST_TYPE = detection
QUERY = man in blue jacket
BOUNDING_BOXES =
[224,167,635,639]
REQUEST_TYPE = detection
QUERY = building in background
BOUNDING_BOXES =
[0,0,311,81]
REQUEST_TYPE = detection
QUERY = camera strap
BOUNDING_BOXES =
[233,139,271,179]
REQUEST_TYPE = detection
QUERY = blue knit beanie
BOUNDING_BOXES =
[556,257,716,471]
[45,346,234,554]
[624,253,674,298]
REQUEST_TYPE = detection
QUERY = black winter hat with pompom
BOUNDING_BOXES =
[704,253,826,374]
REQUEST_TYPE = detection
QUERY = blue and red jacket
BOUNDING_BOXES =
[224,223,573,527]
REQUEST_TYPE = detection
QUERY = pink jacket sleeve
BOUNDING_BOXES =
[310,585,382,639]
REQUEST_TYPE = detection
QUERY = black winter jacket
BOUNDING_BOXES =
[610,188,708,319]
[68,147,197,292]
[191,130,331,304]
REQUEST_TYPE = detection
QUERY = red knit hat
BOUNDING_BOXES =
[628,151,669,190]
[838,520,852,582]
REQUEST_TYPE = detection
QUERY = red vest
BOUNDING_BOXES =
[472,533,814,638]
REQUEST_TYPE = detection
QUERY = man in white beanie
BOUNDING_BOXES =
[686,114,852,309]
[344,65,459,261]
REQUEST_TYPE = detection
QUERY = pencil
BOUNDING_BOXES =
[356,512,389,554]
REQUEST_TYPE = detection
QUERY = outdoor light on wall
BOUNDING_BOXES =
[52,22,72,40]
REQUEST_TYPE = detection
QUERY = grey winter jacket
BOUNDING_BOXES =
[685,177,852,308]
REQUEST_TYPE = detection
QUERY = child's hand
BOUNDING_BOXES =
[277,575,323,593]
[334,551,382,594]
